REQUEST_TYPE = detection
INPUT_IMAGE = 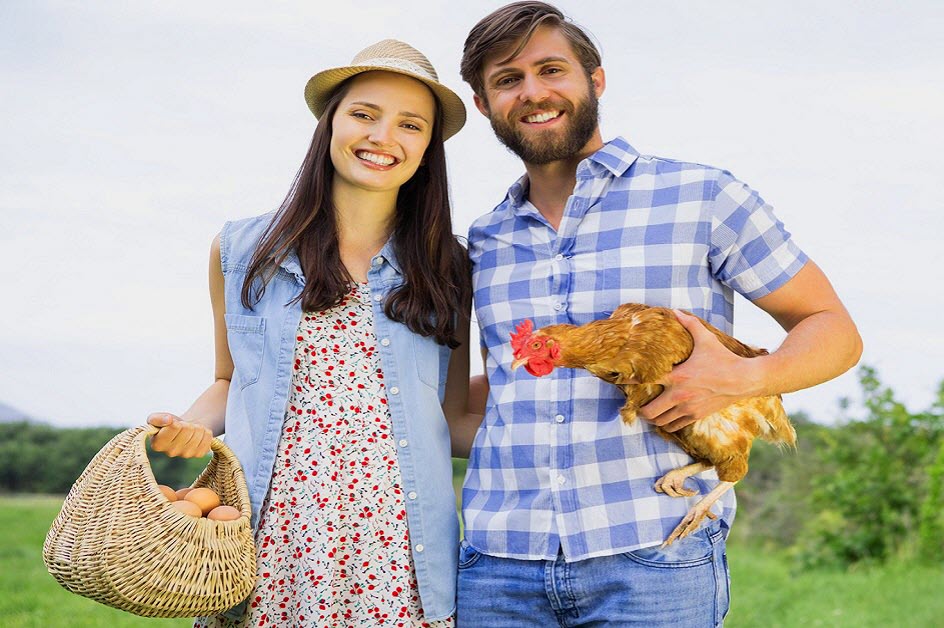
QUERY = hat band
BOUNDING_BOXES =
[354,56,436,81]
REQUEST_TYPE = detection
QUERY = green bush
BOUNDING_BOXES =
[0,422,209,494]
[797,367,944,568]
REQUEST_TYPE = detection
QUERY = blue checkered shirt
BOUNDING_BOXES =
[463,137,808,560]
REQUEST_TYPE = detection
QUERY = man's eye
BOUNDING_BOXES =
[497,76,519,87]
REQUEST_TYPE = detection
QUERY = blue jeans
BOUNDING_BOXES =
[457,522,730,627]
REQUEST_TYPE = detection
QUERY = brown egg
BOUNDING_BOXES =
[185,487,221,515]
[171,500,202,517]
[158,485,177,502]
[175,488,193,501]
[207,505,241,521]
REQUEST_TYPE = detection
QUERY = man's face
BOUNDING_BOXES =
[475,24,605,166]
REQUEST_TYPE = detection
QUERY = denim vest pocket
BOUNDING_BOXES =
[225,313,266,389]
[411,332,443,390]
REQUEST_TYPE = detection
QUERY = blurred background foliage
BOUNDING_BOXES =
[3,365,943,571]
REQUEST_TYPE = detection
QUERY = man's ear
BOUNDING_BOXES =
[473,93,491,118]
[591,66,606,99]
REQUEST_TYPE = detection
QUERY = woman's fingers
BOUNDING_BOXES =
[148,414,212,457]
[192,428,214,458]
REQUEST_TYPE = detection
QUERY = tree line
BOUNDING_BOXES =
[2,366,942,569]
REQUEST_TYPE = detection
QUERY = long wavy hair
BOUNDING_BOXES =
[241,76,471,348]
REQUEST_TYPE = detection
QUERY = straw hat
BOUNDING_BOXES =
[305,39,467,141]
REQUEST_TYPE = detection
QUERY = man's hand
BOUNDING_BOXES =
[148,413,214,458]
[638,310,761,432]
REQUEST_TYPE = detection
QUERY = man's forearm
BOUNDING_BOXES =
[747,308,863,398]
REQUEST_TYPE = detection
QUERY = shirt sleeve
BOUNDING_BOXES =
[707,169,808,300]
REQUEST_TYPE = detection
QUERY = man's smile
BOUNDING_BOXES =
[521,110,563,125]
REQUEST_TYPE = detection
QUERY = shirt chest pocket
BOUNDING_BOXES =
[225,314,266,389]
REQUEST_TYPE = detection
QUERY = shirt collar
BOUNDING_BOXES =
[278,248,305,284]
[503,137,640,210]
[376,238,403,275]
[275,237,403,285]
[581,136,639,178]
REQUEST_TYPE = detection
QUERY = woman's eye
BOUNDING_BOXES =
[352,112,372,120]
[401,123,421,131]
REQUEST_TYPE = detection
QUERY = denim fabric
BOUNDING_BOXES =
[218,212,459,621]
[456,522,730,627]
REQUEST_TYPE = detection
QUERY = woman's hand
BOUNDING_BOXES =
[147,413,214,458]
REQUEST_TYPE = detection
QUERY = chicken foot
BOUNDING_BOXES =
[653,461,712,497]
[662,480,735,547]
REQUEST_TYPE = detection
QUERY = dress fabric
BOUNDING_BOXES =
[195,283,452,627]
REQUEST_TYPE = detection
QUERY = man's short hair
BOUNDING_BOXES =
[460,1,602,100]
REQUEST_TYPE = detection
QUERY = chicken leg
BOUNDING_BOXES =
[661,480,734,547]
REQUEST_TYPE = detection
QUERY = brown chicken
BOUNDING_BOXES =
[510,303,796,546]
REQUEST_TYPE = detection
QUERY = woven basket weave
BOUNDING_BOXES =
[43,425,256,618]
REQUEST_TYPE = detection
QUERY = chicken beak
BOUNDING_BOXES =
[511,357,528,371]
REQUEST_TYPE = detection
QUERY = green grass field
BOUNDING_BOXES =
[3,495,942,627]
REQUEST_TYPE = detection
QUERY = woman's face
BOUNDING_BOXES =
[330,71,437,198]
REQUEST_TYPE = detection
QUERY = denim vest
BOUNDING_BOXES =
[219,213,458,620]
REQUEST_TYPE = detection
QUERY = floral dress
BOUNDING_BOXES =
[196,283,453,628]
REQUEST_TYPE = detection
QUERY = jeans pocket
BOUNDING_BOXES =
[622,529,714,569]
[457,540,482,570]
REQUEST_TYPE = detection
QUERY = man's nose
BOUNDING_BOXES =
[518,73,550,104]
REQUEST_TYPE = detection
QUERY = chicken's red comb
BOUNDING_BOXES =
[510,319,535,353]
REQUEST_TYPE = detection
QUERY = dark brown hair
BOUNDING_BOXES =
[460,1,601,100]
[241,77,471,348]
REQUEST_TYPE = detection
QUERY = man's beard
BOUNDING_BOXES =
[489,86,599,166]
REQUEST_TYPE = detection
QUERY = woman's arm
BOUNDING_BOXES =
[441,311,486,458]
[149,234,233,457]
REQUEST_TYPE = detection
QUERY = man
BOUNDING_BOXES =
[456,2,862,626]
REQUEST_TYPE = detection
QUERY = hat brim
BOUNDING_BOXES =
[304,65,467,141]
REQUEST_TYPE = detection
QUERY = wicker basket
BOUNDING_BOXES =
[43,424,256,618]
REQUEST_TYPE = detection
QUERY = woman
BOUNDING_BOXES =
[147,39,477,627]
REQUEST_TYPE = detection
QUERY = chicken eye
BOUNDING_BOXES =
[531,341,542,350]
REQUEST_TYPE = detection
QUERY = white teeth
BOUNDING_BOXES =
[356,151,396,166]
[524,111,561,123]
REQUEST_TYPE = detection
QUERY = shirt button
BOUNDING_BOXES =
[557,475,566,485]
[415,544,425,553]
[408,491,418,500]
[390,386,400,395]
[398,439,409,447]
[373,293,383,302]
[380,338,391,346]
[555,414,565,423]
[555,253,564,261]
[371,257,382,266]
[553,302,564,311]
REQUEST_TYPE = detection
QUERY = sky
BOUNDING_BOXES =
[2,1,942,428]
